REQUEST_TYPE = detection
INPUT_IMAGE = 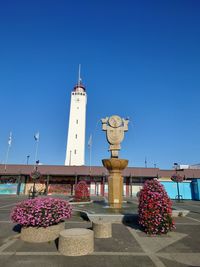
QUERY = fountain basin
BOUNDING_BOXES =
[102,158,128,209]
[102,158,128,171]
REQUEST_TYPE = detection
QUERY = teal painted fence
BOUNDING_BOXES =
[192,179,200,200]
[161,181,192,200]
[0,183,25,194]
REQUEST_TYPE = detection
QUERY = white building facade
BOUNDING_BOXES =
[65,83,87,166]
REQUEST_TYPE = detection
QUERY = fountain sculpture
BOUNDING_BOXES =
[101,115,129,208]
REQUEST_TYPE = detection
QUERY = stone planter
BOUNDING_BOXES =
[20,222,65,243]
[92,222,112,238]
[58,228,94,256]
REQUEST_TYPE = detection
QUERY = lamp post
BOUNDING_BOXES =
[75,172,78,186]
[17,172,21,196]
[130,173,133,197]
[30,167,41,199]
[74,172,78,196]
[171,163,183,202]
[102,173,105,197]
[46,173,50,196]
[27,155,30,165]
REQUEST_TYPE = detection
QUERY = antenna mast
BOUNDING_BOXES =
[78,64,81,86]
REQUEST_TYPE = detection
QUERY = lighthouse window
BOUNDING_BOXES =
[74,149,77,154]
[76,119,78,124]
[75,134,77,139]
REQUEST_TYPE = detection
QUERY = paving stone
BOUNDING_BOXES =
[158,256,195,267]
[0,222,19,246]
[0,255,155,267]
[4,239,58,252]
[1,196,200,267]
[94,224,143,252]
[159,225,200,253]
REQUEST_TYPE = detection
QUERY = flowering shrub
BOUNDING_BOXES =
[74,181,90,202]
[171,174,184,182]
[11,197,72,228]
[138,179,175,235]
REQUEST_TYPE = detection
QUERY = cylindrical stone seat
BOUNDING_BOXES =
[92,222,112,238]
[58,228,94,256]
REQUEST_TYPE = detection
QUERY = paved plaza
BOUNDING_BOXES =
[0,195,200,267]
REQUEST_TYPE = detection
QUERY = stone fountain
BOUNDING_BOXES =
[101,115,129,209]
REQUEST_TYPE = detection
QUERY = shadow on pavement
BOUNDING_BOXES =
[80,212,90,221]
[12,224,22,233]
[54,237,59,249]
[122,214,142,230]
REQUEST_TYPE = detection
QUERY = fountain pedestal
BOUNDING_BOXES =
[102,158,128,209]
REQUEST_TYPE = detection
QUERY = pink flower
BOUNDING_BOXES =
[10,197,72,228]
[138,179,175,235]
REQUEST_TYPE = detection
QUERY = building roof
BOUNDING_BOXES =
[190,163,200,169]
[1,164,200,178]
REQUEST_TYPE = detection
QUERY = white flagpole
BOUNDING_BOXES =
[89,144,92,174]
[88,134,92,174]
[34,132,40,169]
[34,140,39,165]
[4,132,12,172]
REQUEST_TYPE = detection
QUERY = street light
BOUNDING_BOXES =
[27,155,30,165]
[171,163,183,202]
[30,167,41,199]
[102,172,105,197]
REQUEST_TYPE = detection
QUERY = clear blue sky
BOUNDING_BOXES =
[0,0,200,169]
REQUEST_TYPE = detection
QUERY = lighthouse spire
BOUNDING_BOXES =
[78,64,81,86]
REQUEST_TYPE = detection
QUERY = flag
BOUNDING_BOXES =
[34,132,40,141]
[8,132,12,147]
[145,157,147,167]
[88,134,92,147]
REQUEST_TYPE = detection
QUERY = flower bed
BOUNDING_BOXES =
[20,222,65,243]
[11,197,72,228]
[138,179,175,235]
[11,197,72,242]
[74,181,90,202]
[171,174,184,182]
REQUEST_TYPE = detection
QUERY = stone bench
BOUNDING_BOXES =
[58,228,94,256]
[92,222,112,238]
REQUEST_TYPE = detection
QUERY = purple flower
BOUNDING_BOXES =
[10,197,72,228]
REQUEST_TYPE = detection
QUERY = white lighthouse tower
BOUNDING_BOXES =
[65,66,87,166]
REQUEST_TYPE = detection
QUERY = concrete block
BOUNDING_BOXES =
[58,228,94,256]
[93,222,112,238]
